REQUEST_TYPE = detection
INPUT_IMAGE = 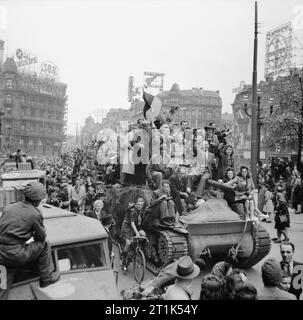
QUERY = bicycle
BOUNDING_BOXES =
[120,236,149,283]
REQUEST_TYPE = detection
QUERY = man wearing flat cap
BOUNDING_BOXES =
[0,182,60,298]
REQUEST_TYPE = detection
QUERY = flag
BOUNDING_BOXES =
[142,91,162,120]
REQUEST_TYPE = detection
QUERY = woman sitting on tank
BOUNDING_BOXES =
[222,167,236,184]
[218,167,236,207]
[224,166,255,220]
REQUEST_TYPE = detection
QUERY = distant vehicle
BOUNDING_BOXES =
[2,205,120,300]
[0,169,46,187]
[0,169,47,213]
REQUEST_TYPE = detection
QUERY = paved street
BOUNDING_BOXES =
[115,211,303,299]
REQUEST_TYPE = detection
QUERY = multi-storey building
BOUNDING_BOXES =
[232,74,301,165]
[158,83,222,128]
[100,83,223,131]
[0,55,67,157]
[80,115,104,146]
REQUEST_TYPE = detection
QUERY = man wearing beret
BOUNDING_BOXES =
[0,182,60,298]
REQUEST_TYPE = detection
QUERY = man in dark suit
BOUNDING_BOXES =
[168,166,188,215]
[150,181,176,226]
[186,140,216,202]
[280,242,303,300]
[146,149,172,189]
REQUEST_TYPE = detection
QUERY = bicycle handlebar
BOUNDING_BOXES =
[132,236,149,243]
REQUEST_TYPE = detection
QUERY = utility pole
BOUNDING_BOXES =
[0,109,4,152]
[76,122,78,146]
[298,71,303,167]
[251,1,259,186]
[256,95,261,166]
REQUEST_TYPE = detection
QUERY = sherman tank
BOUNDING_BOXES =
[106,181,271,274]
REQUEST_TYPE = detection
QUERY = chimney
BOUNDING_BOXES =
[0,40,4,67]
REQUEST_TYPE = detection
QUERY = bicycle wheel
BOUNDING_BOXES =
[133,249,145,282]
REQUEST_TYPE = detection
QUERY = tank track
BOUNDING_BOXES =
[145,229,189,275]
[237,223,271,268]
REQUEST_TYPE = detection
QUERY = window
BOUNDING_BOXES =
[21,95,25,104]
[5,94,12,104]
[6,79,13,89]
[57,242,108,272]
[6,107,12,116]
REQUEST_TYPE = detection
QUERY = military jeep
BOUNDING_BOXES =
[1,204,119,300]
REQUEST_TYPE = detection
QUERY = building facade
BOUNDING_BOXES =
[100,108,133,131]
[158,83,222,128]
[0,56,67,157]
[100,83,223,131]
[80,115,104,146]
[232,76,299,165]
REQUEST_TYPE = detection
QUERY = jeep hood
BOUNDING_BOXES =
[30,269,120,300]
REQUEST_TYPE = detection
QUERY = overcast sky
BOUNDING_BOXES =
[1,0,303,134]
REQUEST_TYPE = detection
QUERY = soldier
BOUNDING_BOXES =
[0,182,60,299]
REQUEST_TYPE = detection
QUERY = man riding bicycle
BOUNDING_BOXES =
[120,197,146,271]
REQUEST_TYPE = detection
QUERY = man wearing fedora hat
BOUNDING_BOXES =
[0,182,60,298]
[164,256,200,300]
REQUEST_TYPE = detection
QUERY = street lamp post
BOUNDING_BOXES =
[243,94,275,170]
[0,109,4,152]
[251,0,259,186]
[7,126,11,151]
[297,70,303,166]
[256,96,261,164]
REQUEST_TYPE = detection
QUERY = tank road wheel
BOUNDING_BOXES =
[167,231,189,260]
[237,224,271,268]
[157,230,189,267]
[133,249,146,283]
[158,231,174,267]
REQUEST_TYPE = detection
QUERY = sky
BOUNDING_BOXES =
[1,0,303,135]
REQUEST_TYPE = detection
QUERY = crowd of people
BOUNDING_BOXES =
[132,240,301,300]
[2,117,302,256]
[1,113,303,300]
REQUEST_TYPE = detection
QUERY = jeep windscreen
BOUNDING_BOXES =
[56,240,110,272]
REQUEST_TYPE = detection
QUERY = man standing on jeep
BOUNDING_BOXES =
[0,182,60,299]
